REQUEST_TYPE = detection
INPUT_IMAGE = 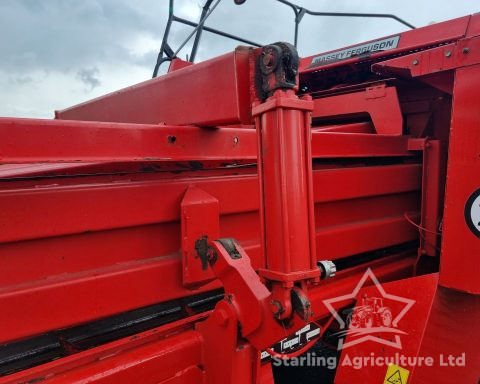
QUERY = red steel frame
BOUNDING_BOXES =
[0,12,479,384]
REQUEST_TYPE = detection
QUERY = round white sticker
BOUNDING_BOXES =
[465,189,480,237]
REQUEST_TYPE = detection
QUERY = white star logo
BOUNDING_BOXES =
[323,268,415,350]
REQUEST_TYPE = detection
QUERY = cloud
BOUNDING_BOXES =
[76,67,101,90]
[9,75,34,85]
[1,0,479,118]
[0,0,165,72]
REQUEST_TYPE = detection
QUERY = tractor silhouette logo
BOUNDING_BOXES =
[323,268,415,350]
[347,296,393,329]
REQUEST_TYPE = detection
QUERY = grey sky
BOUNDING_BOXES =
[1,0,478,118]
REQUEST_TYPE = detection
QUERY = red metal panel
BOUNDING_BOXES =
[168,58,194,72]
[0,165,421,243]
[314,164,421,203]
[55,48,253,126]
[0,224,181,286]
[0,164,420,343]
[440,64,480,293]
[0,118,414,164]
[0,118,257,163]
[0,241,418,346]
[419,140,445,256]
[0,255,217,344]
[335,273,480,383]
[0,254,417,384]
[372,36,480,79]
[0,253,418,384]
[300,15,471,73]
[466,12,480,37]
[312,85,403,135]
[317,210,419,260]
[334,273,439,383]
[0,317,205,384]
[311,133,412,158]
[410,287,480,383]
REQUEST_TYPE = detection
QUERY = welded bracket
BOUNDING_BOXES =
[181,186,219,288]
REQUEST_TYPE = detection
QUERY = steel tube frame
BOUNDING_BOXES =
[152,0,263,76]
[0,118,415,164]
[152,0,415,76]
[275,0,415,46]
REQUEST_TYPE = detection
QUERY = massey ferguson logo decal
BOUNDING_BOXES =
[323,268,415,350]
[310,35,400,67]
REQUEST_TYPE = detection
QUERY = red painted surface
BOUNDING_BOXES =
[0,315,207,384]
[312,84,403,135]
[254,92,318,284]
[334,274,439,383]
[0,12,479,384]
[55,47,253,126]
[335,274,480,384]
[440,64,480,293]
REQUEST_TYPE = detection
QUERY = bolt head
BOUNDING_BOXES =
[412,59,419,65]
[445,51,452,58]
[463,47,470,54]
